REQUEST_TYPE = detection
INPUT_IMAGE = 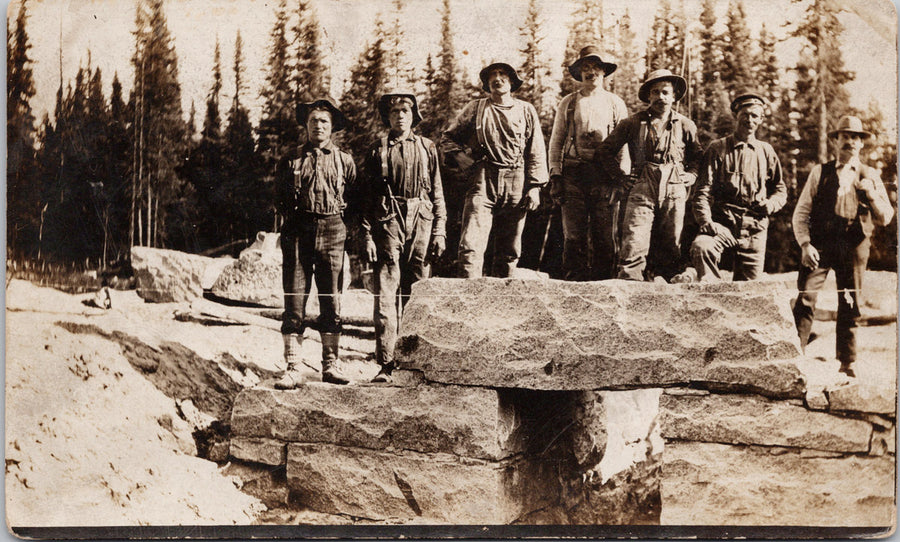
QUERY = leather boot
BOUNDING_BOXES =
[372,361,394,384]
[275,334,304,389]
[321,332,350,385]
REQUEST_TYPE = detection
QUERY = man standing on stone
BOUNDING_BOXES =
[597,69,702,282]
[548,45,629,281]
[690,92,786,281]
[361,91,447,383]
[442,62,548,278]
[275,98,356,388]
[792,115,894,377]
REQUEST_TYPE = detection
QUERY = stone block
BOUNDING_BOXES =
[660,393,872,452]
[230,437,287,466]
[828,382,896,415]
[285,443,561,523]
[131,246,215,303]
[220,462,290,508]
[397,278,805,397]
[660,441,895,526]
[230,384,574,460]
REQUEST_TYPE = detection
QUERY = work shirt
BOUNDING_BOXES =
[596,108,702,186]
[441,97,549,189]
[361,132,447,238]
[792,159,894,248]
[275,140,357,217]
[693,135,786,228]
[548,89,629,177]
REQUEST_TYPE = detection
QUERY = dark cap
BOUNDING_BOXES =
[731,92,768,113]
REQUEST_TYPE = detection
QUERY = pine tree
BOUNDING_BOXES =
[694,0,730,144]
[418,0,465,141]
[340,15,389,156]
[7,0,39,253]
[559,0,604,98]
[645,0,686,75]
[518,0,554,136]
[258,0,298,193]
[720,0,753,96]
[383,0,414,88]
[292,0,329,104]
[609,8,641,114]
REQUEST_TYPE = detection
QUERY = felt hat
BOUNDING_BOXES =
[479,62,524,93]
[377,90,424,128]
[638,69,687,103]
[568,45,618,81]
[296,97,347,132]
[828,115,872,140]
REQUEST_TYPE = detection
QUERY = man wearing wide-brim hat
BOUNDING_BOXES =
[359,90,447,383]
[596,68,703,281]
[441,61,548,278]
[690,91,787,282]
[792,115,894,378]
[274,97,357,388]
[548,45,629,281]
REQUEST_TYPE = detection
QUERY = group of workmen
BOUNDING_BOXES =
[274,45,894,388]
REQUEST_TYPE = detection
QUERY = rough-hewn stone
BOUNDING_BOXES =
[827,382,896,415]
[285,443,562,523]
[229,437,287,466]
[220,462,290,508]
[660,441,895,526]
[397,278,804,396]
[230,384,574,460]
[660,393,872,452]
[131,246,215,303]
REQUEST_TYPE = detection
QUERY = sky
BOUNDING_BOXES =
[8,0,900,133]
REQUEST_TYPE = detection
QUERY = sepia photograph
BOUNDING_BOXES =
[5,0,898,537]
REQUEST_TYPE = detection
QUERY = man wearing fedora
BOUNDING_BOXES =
[360,91,447,383]
[690,92,786,281]
[597,68,702,281]
[442,62,548,278]
[274,97,357,388]
[792,115,894,377]
[548,45,629,281]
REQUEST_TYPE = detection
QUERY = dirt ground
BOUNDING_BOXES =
[4,273,897,527]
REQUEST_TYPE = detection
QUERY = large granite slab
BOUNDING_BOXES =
[660,441,895,526]
[397,278,805,396]
[131,246,219,303]
[286,443,562,523]
[660,392,873,452]
[230,384,575,460]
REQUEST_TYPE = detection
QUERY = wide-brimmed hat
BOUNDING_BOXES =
[377,91,424,128]
[730,91,768,113]
[296,97,347,132]
[568,45,617,81]
[638,69,687,103]
[828,115,872,140]
[479,62,524,93]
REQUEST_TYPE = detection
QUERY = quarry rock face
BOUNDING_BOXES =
[131,246,215,303]
[210,232,284,307]
[660,441,895,526]
[397,278,805,396]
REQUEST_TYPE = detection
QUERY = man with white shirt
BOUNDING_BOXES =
[548,45,629,280]
[792,115,895,377]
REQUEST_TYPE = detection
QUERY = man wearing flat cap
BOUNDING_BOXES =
[597,68,703,281]
[548,45,629,281]
[274,97,357,388]
[792,115,894,377]
[442,62,548,278]
[360,91,447,383]
[690,92,786,281]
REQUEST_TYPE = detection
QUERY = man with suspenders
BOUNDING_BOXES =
[690,92,786,282]
[360,91,447,383]
[274,98,357,388]
[442,62,548,278]
[548,45,629,281]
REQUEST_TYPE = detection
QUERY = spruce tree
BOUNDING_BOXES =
[694,0,730,144]
[383,0,414,88]
[518,0,553,136]
[340,15,388,156]
[418,0,464,141]
[609,8,641,114]
[720,0,753,96]
[292,0,329,104]
[645,0,686,75]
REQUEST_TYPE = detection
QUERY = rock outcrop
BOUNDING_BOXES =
[131,246,226,303]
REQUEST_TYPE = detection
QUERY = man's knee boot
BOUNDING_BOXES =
[275,333,305,389]
[321,332,350,385]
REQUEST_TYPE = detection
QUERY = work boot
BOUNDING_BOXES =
[321,332,350,385]
[275,334,305,389]
[838,360,856,378]
[372,362,394,384]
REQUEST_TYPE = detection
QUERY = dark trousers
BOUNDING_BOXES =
[792,238,869,364]
[372,200,433,365]
[458,163,527,278]
[560,161,623,281]
[691,227,767,281]
[281,213,346,335]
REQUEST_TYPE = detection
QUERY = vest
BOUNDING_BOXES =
[809,160,874,248]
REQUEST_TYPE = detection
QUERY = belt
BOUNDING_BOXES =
[299,210,342,219]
